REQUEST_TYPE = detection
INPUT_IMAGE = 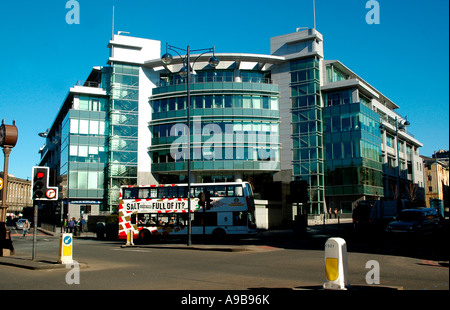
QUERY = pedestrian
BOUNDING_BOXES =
[73,217,78,235]
[76,218,81,235]
[63,218,68,233]
[80,216,86,233]
[22,220,29,238]
[68,217,74,233]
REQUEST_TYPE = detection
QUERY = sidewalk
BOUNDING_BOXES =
[0,227,91,270]
[0,256,83,270]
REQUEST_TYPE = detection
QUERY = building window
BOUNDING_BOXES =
[386,134,394,148]
[359,93,371,107]
[324,90,352,106]
[387,156,396,169]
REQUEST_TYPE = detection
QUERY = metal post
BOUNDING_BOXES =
[32,201,39,260]
[0,147,11,223]
[434,151,439,201]
[162,44,218,246]
[186,45,192,246]
[1,147,14,256]
[395,117,401,199]
[313,0,316,29]
[0,121,18,256]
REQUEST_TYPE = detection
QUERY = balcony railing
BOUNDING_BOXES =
[158,76,273,87]
[76,80,101,88]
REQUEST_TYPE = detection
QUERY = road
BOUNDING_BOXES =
[0,223,448,293]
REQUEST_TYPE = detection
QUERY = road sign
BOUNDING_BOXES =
[46,188,57,200]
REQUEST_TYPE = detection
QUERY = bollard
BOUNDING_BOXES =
[323,237,350,290]
[126,229,134,246]
[58,233,73,264]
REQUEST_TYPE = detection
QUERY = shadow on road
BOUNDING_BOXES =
[77,220,449,263]
[255,221,449,263]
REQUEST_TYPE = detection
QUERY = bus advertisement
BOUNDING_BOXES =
[118,182,256,242]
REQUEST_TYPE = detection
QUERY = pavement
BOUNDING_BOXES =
[0,256,89,270]
[0,227,91,270]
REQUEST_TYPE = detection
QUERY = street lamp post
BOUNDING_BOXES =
[380,116,410,198]
[380,116,410,199]
[395,116,410,199]
[0,120,18,257]
[161,44,219,246]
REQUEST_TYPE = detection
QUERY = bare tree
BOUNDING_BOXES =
[406,182,417,203]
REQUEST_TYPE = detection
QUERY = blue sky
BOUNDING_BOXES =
[0,0,448,180]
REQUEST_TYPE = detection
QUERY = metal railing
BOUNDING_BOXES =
[76,81,101,88]
[158,76,273,87]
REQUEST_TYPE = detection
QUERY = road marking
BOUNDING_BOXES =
[112,248,153,253]
[419,260,449,269]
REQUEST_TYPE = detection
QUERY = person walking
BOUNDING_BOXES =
[68,217,74,233]
[22,220,29,238]
[62,218,68,233]
[80,216,86,233]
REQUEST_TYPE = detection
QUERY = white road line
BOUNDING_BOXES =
[111,248,152,253]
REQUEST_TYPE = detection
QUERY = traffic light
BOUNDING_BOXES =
[32,167,48,199]
[31,166,58,201]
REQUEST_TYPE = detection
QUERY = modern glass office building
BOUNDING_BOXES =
[40,69,110,219]
[38,28,424,225]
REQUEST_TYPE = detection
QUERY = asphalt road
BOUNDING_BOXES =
[1,223,448,293]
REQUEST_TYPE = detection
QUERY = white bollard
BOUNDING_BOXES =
[323,237,350,290]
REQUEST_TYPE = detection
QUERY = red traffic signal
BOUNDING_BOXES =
[31,166,58,201]
[32,167,48,199]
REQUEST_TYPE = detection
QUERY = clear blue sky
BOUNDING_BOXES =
[0,0,448,180]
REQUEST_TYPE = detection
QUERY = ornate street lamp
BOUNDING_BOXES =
[379,116,410,199]
[161,44,219,246]
[0,119,18,257]
[395,117,410,199]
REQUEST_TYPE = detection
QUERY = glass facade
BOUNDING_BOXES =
[150,69,280,183]
[323,95,384,213]
[108,63,140,210]
[60,96,109,210]
[290,57,325,214]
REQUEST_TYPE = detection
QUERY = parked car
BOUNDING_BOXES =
[352,200,376,227]
[386,208,440,234]
[15,219,30,230]
[353,199,411,230]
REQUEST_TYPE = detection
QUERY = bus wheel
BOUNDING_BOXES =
[139,229,152,244]
[212,228,226,242]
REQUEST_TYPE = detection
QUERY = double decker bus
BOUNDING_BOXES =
[118,182,256,242]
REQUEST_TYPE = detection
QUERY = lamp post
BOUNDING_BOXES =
[395,116,410,199]
[161,44,219,246]
[380,116,410,199]
[0,120,18,257]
